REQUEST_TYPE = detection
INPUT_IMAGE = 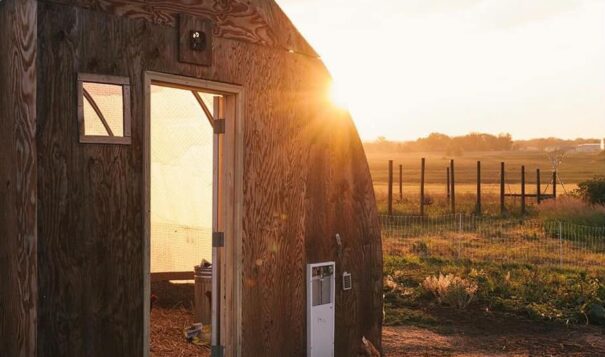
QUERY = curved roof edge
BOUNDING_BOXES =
[42,0,319,58]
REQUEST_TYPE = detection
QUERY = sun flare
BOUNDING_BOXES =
[328,80,350,110]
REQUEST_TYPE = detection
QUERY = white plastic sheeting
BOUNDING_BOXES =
[150,85,217,272]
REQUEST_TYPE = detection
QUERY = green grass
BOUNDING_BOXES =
[383,250,605,327]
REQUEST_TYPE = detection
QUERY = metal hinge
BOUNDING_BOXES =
[211,345,224,357]
[212,232,224,247]
[213,119,225,134]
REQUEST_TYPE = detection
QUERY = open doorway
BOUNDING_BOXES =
[143,72,243,357]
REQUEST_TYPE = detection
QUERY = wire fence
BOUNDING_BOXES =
[381,214,605,271]
[151,222,212,273]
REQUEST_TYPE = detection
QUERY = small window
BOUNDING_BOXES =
[77,73,131,144]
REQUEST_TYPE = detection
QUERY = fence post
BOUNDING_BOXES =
[559,221,563,268]
[500,162,505,215]
[521,165,526,215]
[399,164,403,201]
[450,159,456,214]
[536,169,541,204]
[476,161,481,215]
[388,160,393,216]
[552,170,557,200]
[420,158,425,216]
[446,167,450,199]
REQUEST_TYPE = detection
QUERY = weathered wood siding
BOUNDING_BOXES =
[41,0,317,57]
[37,4,144,355]
[36,1,381,355]
[0,0,38,356]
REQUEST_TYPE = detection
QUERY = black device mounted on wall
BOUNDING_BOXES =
[179,14,213,66]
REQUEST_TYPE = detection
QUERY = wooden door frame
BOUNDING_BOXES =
[143,71,244,357]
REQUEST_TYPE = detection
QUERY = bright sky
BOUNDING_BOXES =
[276,0,605,141]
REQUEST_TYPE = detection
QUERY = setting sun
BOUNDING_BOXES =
[278,0,605,141]
[328,80,350,110]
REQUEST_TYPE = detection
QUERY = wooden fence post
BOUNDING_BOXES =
[476,161,481,215]
[388,160,393,215]
[420,158,425,216]
[446,167,450,199]
[500,162,505,215]
[521,165,526,215]
[536,169,541,204]
[399,164,403,201]
[552,171,557,199]
[450,159,455,214]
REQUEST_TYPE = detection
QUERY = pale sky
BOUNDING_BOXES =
[276,0,605,141]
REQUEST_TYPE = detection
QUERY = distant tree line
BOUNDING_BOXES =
[364,132,513,154]
[512,137,599,151]
[364,133,599,154]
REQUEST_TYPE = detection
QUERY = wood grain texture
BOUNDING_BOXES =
[40,0,318,57]
[303,108,383,356]
[37,4,143,355]
[0,0,38,356]
[36,2,381,356]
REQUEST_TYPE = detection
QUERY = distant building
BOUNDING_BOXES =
[576,139,604,153]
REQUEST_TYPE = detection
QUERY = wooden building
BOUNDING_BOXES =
[0,0,382,356]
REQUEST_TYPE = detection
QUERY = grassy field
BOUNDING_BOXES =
[376,150,605,333]
[383,232,605,328]
[367,150,604,187]
[366,150,605,215]
[383,254,605,327]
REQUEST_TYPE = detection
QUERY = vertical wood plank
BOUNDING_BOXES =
[37,5,143,355]
[142,73,151,357]
[0,1,37,356]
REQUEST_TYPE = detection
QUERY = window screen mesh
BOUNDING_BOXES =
[150,85,218,273]
[82,82,124,136]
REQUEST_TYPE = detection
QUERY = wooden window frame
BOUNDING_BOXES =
[77,73,132,145]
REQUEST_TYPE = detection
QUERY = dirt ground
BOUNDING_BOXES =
[152,305,604,356]
[382,307,605,357]
[150,281,604,356]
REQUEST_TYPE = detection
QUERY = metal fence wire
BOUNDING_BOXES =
[381,214,605,271]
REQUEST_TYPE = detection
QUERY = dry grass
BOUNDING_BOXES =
[367,150,603,187]
[383,230,605,271]
[368,150,604,216]
[421,273,478,309]
[375,189,515,216]
[538,196,605,226]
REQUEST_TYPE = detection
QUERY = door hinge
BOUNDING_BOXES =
[211,345,224,357]
[213,119,225,134]
[212,232,224,247]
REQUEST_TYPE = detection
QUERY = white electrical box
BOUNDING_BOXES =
[307,262,335,357]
